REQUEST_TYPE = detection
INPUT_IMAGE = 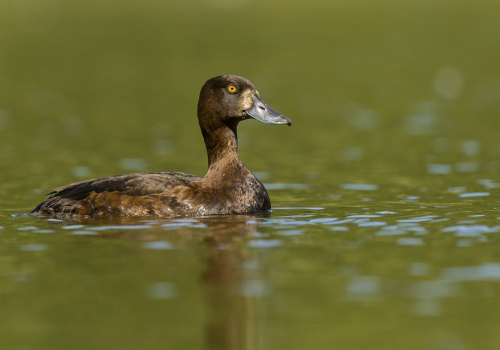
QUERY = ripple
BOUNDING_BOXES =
[397,237,424,246]
[430,218,449,223]
[72,231,98,235]
[19,244,47,251]
[248,239,282,248]
[477,179,500,189]
[17,226,38,231]
[358,221,386,227]
[340,184,378,191]
[330,226,349,231]
[441,225,497,234]
[327,219,354,225]
[62,225,85,230]
[276,230,303,236]
[459,192,490,198]
[162,222,207,228]
[375,229,407,236]
[87,225,152,231]
[309,218,337,223]
[142,241,174,250]
[397,216,438,223]
[442,263,500,281]
[273,207,324,210]
[35,229,54,233]
[264,183,309,190]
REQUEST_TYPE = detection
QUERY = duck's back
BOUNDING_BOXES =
[32,172,202,217]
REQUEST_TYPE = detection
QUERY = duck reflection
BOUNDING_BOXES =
[63,213,269,350]
[199,215,268,350]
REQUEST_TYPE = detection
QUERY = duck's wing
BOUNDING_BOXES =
[46,172,202,200]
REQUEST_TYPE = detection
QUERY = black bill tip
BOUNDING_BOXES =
[244,96,291,126]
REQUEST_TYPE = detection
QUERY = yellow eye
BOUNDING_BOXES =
[227,85,237,93]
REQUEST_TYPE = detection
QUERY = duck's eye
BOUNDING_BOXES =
[227,85,237,93]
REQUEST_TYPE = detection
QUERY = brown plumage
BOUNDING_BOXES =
[31,75,291,218]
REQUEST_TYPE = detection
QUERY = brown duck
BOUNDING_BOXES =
[31,75,291,218]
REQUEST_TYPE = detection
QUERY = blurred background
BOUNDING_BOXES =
[1,0,499,208]
[1,0,500,349]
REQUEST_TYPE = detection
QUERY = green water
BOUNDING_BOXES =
[1,0,500,349]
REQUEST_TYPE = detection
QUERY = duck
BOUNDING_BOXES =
[31,75,291,218]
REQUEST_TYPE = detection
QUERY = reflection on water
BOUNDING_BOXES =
[3,198,500,348]
[340,184,378,191]
[199,216,265,350]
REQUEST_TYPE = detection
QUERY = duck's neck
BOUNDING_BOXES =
[199,117,242,175]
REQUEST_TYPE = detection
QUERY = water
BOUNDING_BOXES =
[2,0,500,349]
[2,191,500,349]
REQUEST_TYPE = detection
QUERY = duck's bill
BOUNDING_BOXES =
[244,96,292,126]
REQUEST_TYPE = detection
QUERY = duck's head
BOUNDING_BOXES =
[198,75,291,128]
